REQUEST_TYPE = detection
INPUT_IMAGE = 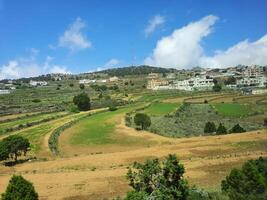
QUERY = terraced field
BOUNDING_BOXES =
[0,92,266,200]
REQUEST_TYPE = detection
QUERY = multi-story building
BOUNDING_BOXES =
[173,77,214,91]
[147,79,168,90]
[29,80,48,86]
[236,76,266,87]
[79,79,96,84]
[242,65,264,77]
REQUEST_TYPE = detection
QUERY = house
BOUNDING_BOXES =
[173,77,214,91]
[0,90,10,95]
[147,73,159,79]
[109,76,119,82]
[147,79,168,90]
[242,65,264,77]
[236,76,266,88]
[252,89,267,95]
[29,80,48,86]
[79,79,96,84]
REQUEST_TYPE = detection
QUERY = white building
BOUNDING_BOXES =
[236,76,266,87]
[79,79,96,84]
[109,76,119,82]
[0,90,10,95]
[252,89,267,95]
[173,77,214,91]
[29,80,48,86]
[242,65,264,77]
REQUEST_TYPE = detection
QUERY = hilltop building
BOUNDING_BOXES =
[109,76,119,82]
[29,80,48,86]
[242,65,264,77]
[79,79,96,84]
[236,76,266,88]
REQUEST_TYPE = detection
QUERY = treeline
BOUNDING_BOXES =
[96,65,177,76]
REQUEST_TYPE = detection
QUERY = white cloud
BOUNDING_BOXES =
[0,54,71,80]
[145,15,267,69]
[96,59,120,72]
[145,15,165,37]
[145,15,218,68]
[199,35,267,68]
[58,17,91,51]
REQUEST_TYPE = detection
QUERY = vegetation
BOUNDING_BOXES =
[144,102,180,115]
[79,83,85,90]
[230,124,246,133]
[0,135,30,162]
[216,123,228,135]
[222,157,267,200]
[125,154,189,200]
[2,175,38,200]
[134,113,151,130]
[213,83,222,92]
[213,103,251,118]
[73,93,91,111]
[204,121,216,134]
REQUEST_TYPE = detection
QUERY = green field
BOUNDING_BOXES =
[213,103,251,117]
[144,102,180,115]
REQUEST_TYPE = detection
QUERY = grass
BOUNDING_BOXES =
[213,103,251,117]
[66,104,153,147]
[144,102,180,115]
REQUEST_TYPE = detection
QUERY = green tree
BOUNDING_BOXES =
[221,157,267,200]
[230,124,246,133]
[73,93,91,111]
[2,175,38,200]
[204,122,216,134]
[216,123,227,135]
[0,135,30,162]
[126,154,189,200]
[69,83,74,87]
[264,118,267,126]
[213,84,222,92]
[79,83,85,90]
[134,113,151,130]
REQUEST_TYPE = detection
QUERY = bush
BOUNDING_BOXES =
[32,99,41,103]
[79,83,85,90]
[221,157,267,200]
[264,118,267,126]
[2,175,38,200]
[109,106,118,111]
[134,113,151,130]
[126,154,189,199]
[213,84,222,92]
[204,122,216,134]
[216,123,227,135]
[69,83,74,87]
[73,93,91,111]
[229,124,246,133]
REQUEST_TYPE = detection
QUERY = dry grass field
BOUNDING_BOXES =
[0,93,266,200]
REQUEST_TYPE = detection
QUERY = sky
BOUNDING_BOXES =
[0,0,267,79]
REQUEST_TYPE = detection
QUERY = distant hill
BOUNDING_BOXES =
[94,65,178,76]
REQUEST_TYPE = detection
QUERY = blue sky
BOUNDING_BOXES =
[0,0,267,79]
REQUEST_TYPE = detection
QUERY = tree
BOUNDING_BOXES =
[73,93,91,111]
[221,157,267,200]
[213,83,222,92]
[230,124,246,133]
[216,123,227,135]
[264,118,267,126]
[204,122,216,134]
[134,113,151,130]
[69,83,74,87]
[0,135,30,162]
[126,154,189,200]
[79,83,85,90]
[2,175,38,200]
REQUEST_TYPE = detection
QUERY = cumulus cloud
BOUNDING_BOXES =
[145,15,165,37]
[58,17,91,51]
[199,35,267,68]
[145,15,218,68]
[0,54,71,80]
[145,15,267,69]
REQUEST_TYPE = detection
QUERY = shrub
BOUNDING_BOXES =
[134,113,151,130]
[109,106,118,111]
[221,157,267,200]
[230,124,246,133]
[69,83,74,87]
[216,123,227,135]
[32,99,41,103]
[126,154,189,200]
[204,122,216,134]
[213,84,222,92]
[79,83,85,90]
[264,118,267,126]
[73,93,91,111]
[2,175,38,200]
